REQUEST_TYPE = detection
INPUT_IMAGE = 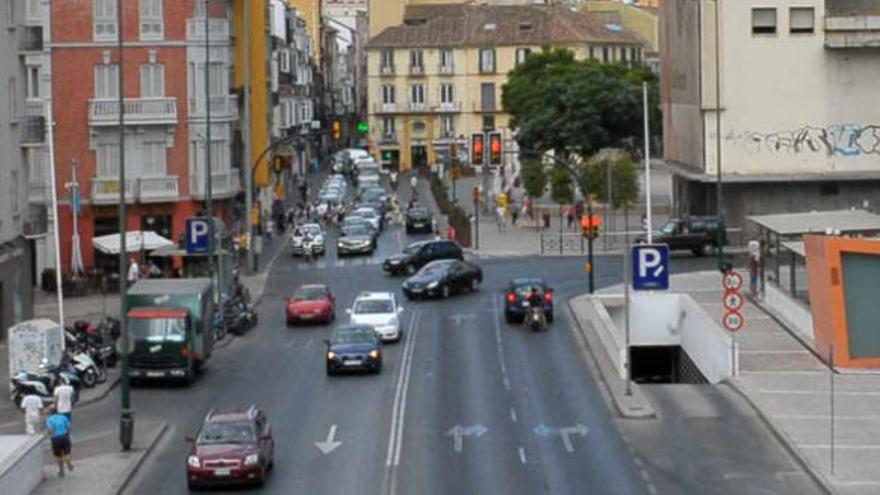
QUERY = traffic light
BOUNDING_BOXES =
[332,120,341,141]
[471,133,484,166]
[580,214,602,239]
[489,132,502,166]
[273,155,284,173]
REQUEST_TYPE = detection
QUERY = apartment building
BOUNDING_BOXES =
[26,1,239,274]
[662,0,880,230]
[0,0,39,334]
[366,3,646,171]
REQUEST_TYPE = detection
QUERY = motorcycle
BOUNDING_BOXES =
[224,299,258,336]
[527,306,546,332]
[68,348,106,387]
[10,362,80,407]
[302,237,317,262]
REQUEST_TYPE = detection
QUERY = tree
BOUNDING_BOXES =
[549,167,574,205]
[520,159,547,199]
[588,157,639,209]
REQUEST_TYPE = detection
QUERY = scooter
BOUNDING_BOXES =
[10,363,80,407]
[527,306,546,332]
[69,348,106,387]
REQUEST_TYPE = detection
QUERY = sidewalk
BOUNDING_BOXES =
[667,271,880,495]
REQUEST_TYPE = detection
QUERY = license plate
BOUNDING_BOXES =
[414,223,424,227]
[214,468,231,476]
[411,288,423,294]
[344,360,363,366]
[300,314,313,320]
[146,371,165,378]
[521,302,529,307]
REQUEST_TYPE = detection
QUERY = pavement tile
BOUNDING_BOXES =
[739,352,827,373]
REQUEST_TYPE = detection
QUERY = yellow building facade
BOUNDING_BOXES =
[366,3,646,171]
[287,0,322,59]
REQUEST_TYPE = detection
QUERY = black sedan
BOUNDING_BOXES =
[402,259,482,300]
[337,224,376,256]
[504,278,554,323]
[325,325,382,375]
[405,207,433,234]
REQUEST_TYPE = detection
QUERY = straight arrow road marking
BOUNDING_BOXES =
[315,424,342,455]
[533,423,589,453]
[445,424,487,453]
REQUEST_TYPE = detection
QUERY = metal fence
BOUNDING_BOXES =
[540,228,745,255]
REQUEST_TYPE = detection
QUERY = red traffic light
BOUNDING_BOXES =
[471,133,485,165]
[489,132,502,165]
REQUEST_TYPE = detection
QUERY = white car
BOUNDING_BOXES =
[353,207,382,231]
[291,223,325,256]
[347,292,403,342]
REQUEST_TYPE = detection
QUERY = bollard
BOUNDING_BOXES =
[120,409,135,451]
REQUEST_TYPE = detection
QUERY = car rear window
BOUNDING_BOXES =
[354,300,393,314]
[292,287,325,300]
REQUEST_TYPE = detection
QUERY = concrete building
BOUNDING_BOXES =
[0,0,39,334]
[324,0,367,30]
[366,3,646,171]
[583,0,660,72]
[33,0,239,275]
[662,0,880,231]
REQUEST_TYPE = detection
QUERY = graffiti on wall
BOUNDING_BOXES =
[736,124,880,157]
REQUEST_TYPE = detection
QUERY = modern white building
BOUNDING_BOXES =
[662,0,880,230]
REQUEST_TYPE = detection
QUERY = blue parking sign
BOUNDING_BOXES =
[632,244,669,291]
[185,217,213,255]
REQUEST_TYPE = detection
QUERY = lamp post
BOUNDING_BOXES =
[714,0,727,272]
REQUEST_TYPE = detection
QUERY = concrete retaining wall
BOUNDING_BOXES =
[0,435,44,495]
[765,283,815,345]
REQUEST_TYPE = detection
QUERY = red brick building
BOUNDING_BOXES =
[48,0,239,273]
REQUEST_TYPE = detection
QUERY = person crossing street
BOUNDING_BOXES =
[46,407,74,477]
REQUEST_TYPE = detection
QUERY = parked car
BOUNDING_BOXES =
[405,207,433,234]
[640,216,724,256]
[185,406,275,489]
[291,224,325,256]
[402,259,482,300]
[503,278,554,324]
[286,284,335,325]
[337,224,376,256]
[383,240,463,276]
[325,325,383,375]
[347,291,403,342]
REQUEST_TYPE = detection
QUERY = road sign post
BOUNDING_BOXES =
[721,270,745,376]
[632,244,669,291]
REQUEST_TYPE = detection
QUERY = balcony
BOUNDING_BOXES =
[380,65,395,76]
[188,95,238,120]
[18,25,43,52]
[825,14,880,48]
[186,18,230,42]
[409,65,424,76]
[409,102,426,112]
[28,181,48,204]
[191,170,241,200]
[19,101,45,144]
[92,177,136,205]
[89,98,178,126]
[438,65,454,75]
[434,102,461,113]
[139,176,180,203]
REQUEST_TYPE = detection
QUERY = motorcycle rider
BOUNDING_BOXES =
[302,230,315,261]
[527,287,546,327]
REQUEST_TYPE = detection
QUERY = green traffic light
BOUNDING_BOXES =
[357,122,368,133]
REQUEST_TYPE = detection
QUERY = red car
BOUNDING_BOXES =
[185,406,275,489]
[286,284,335,325]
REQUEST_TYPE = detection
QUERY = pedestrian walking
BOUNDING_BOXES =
[46,407,73,477]
[748,239,761,297]
[127,257,139,283]
[511,201,519,227]
[566,204,575,230]
[496,205,507,232]
[21,393,42,434]
[410,174,418,192]
[53,379,74,422]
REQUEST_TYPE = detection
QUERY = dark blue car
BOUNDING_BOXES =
[325,325,383,375]
[504,278,554,324]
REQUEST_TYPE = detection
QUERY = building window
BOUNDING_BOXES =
[27,147,45,184]
[382,117,396,137]
[94,64,119,99]
[410,49,423,71]
[589,46,596,60]
[621,48,628,64]
[479,48,496,73]
[381,49,394,71]
[96,143,120,177]
[6,0,14,27]
[631,47,639,62]
[752,8,777,35]
[440,49,454,72]
[93,0,118,41]
[602,46,609,63]
[515,48,531,66]
[440,84,454,104]
[26,65,40,100]
[482,115,495,131]
[382,85,395,104]
[411,84,425,105]
[480,83,495,112]
[139,0,163,40]
[441,116,454,137]
[26,0,40,22]
[142,140,167,176]
[7,77,16,119]
[790,7,815,34]
[208,62,225,96]
[10,170,18,214]
[140,63,164,98]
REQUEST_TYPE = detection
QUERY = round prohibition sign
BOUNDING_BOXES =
[723,291,745,312]
[722,271,744,292]
[723,310,744,332]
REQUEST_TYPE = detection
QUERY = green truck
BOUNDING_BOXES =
[126,278,214,382]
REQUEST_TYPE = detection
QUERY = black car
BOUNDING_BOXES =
[383,240,463,276]
[402,259,483,300]
[342,216,379,244]
[504,278,554,324]
[639,216,724,256]
[405,207,433,234]
[325,325,382,375]
[338,224,376,256]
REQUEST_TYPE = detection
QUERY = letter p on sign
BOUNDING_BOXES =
[632,244,670,291]
[185,217,213,255]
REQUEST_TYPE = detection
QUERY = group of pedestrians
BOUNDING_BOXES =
[20,380,76,477]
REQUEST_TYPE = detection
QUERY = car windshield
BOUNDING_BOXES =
[659,221,678,235]
[129,317,186,343]
[197,421,256,445]
[514,284,545,296]
[333,329,376,344]
[292,287,326,300]
[419,263,449,276]
[409,208,428,216]
[403,243,425,254]
[342,225,370,236]
[356,210,377,219]
[353,300,394,314]
[304,225,321,235]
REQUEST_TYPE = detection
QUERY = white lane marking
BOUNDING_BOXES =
[491,296,511,390]
[634,456,644,468]
[334,260,345,268]
[385,310,420,467]
[759,389,880,396]
[503,377,511,391]
[314,424,343,455]
[518,446,527,464]
[284,338,297,348]
[647,484,658,495]
[510,408,518,423]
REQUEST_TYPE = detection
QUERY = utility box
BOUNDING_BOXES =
[7,319,64,390]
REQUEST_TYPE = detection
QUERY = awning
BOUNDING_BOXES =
[92,231,175,255]
[747,209,880,237]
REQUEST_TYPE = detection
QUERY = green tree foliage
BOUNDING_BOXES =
[549,168,574,205]
[588,158,639,209]
[520,159,548,199]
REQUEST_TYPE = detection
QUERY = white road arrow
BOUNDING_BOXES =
[315,424,343,455]
[446,424,487,453]
[449,314,476,327]
[534,423,589,453]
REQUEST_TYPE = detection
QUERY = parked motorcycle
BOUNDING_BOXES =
[10,362,80,407]
[68,348,106,387]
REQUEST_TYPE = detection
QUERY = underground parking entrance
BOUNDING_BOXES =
[630,346,708,384]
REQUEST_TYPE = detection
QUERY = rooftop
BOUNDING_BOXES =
[368,4,643,49]
[747,209,880,236]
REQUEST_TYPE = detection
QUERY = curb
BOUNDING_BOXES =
[110,421,169,495]
[79,374,121,408]
[565,297,655,420]
[725,380,836,495]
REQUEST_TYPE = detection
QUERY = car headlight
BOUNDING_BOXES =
[389,259,401,265]
[327,351,337,360]
[187,455,201,468]
[337,242,344,248]
[244,453,260,466]
[369,350,380,359]
[427,281,439,289]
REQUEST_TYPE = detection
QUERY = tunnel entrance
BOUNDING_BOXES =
[630,346,708,384]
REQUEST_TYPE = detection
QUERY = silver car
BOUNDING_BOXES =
[291,224,325,256]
